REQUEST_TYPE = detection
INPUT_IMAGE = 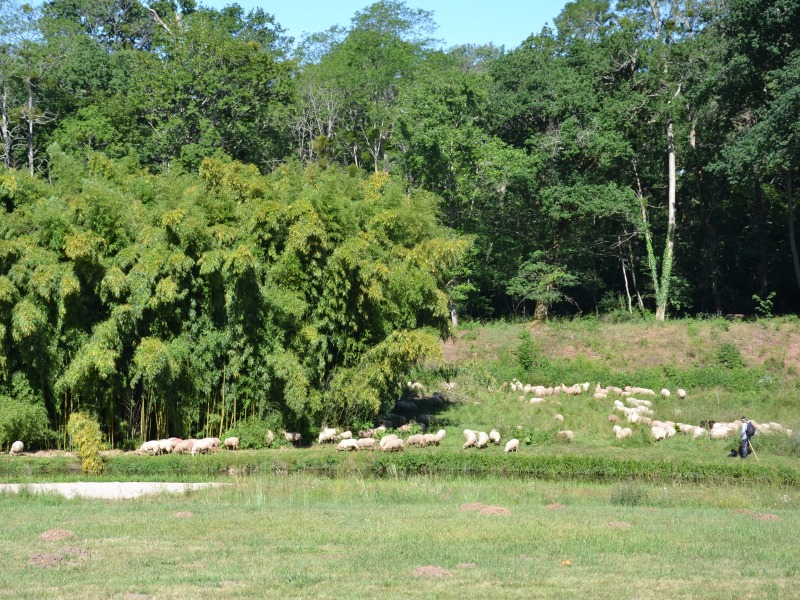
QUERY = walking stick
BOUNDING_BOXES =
[749,440,760,462]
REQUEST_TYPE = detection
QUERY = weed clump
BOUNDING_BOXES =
[67,412,105,475]
[610,483,648,506]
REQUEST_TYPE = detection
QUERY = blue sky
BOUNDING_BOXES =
[200,0,571,50]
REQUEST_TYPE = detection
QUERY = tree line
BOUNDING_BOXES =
[0,0,798,445]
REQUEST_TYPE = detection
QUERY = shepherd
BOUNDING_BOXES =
[739,416,756,458]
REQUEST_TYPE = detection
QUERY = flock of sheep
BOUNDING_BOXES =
[136,436,240,456]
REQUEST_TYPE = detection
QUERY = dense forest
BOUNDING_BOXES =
[0,0,798,446]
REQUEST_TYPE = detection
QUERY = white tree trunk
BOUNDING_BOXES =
[1,80,10,168]
[655,116,677,322]
[27,82,34,176]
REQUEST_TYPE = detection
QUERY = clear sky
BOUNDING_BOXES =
[200,0,571,50]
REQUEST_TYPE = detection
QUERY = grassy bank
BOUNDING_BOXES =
[1,475,797,599]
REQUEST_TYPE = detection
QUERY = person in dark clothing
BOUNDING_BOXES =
[740,416,753,458]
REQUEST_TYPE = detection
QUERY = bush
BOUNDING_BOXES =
[610,483,648,506]
[716,343,746,369]
[0,395,56,451]
[222,414,285,450]
[517,331,537,371]
[67,412,105,475]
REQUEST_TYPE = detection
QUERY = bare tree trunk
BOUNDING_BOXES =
[655,115,677,322]
[618,236,633,313]
[754,175,769,297]
[449,298,458,328]
[27,81,34,176]
[788,173,800,292]
[1,80,10,168]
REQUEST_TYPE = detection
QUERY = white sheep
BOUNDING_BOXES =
[224,436,239,451]
[557,430,574,442]
[357,438,377,451]
[613,425,633,439]
[157,439,175,454]
[504,439,520,453]
[475,431,490,449]
[554,414,564,422]
[265,430,275,445]
[340,431,353,439]
[463,431,478,449]
[677,388,687,399]
[489,429,501,445]
[284,431,302,444]
[336,439,359,452]
[530,397,545,404]
[318,427,339,444]
[137,440,161,455]
[406,434,427,448]
[191,438,216,455]
[626,412,641,424]
[379,434,400,449]
[660,388,671,398]
[651,427,667,442]
[639,416,652,426]
[172,439,196,454]
[380,438,404,452]
[692,427,708,439]
[9,440,24,456]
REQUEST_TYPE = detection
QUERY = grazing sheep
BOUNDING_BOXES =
[489,429,501,445]
[158,439,175,454]
[475,431,490,449]
[607,414,621,423]
[651,427,667,442]
[557,430,574,442]
[406,434,427,448]
[265,430,275,445]
[340,431,353,439]
[172,439,196,454]
[375,426,387,435]
[677,388,687,399]
[581,382,590,392]
[661,388,671,398]
[137,440,161,455]
[463,431,478,449]
[379,434,400,449]
[626,412,641,424]
[523,384,533,394]
[613,425,633,439]
[210,437,221,450]
[530,397,545,404]
[639,416,652,426]
[191,438,216,455]
[381,438,404,452]
[224,437,240,451]
[357,438,377,451]
[554,414,564,422]
[504,439,520,453]
[422,433,439,446]
[692,427,708,439]
[336,439,359,452]
[318,428,339,444]
[284,431,302,444]
[9,440,24,456]
[358,428,375,438]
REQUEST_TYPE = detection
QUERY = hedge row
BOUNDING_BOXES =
[2,450,798,485]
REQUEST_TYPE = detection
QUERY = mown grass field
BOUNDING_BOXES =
[1,475,798,599]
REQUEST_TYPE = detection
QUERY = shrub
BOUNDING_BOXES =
[517,330,537,371]
[610,483,648,506]
[716,343,745,369]
[67,412,105,475]
[222,414,285,450]
[0,395,56,451]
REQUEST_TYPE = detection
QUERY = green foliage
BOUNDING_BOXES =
[516,330,537,371]
[66,411,105,475]
[223,415,285,450]
[610,483,648,506]
[716,343,746,370]
[753,292,776,318]
[0,394,55,450]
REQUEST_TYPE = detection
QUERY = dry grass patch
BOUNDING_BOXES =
[39,529,74,541]
[413,566,452,578]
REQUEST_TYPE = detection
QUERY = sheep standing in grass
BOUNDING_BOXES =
[504,439,519,453]
[557,430,574,443]
[381,438,404,452]
[284,431,302,445]
[475,431,490,449]
[191,438,216,455]
[406,434,427,448]
[463,431,478,449]
[423,429,446,446]
[677,389,687,399]
[336,439,359,452]
[379,434,399,450]
[158,439,175,454]
[318,428,338,444]
[9,440,23,456]
[137,440,161,455]
[613,425,632,440]
[357,438,377,451]
[554,414,564,422]
[661,389,671,398]
[489,429,501,445]
[651,427,667,442]
[224,437,239,451]
[172,439,196,454]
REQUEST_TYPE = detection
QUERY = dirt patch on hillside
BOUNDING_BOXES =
[413,566,452,578]
[480,505,511,515]
[29,546,88,568]
[174,512,193,518]
[459,502,484,511]
[39,529,74,541]
[753,513,781,521]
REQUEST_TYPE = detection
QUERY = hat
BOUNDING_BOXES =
[741,416,747,421]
